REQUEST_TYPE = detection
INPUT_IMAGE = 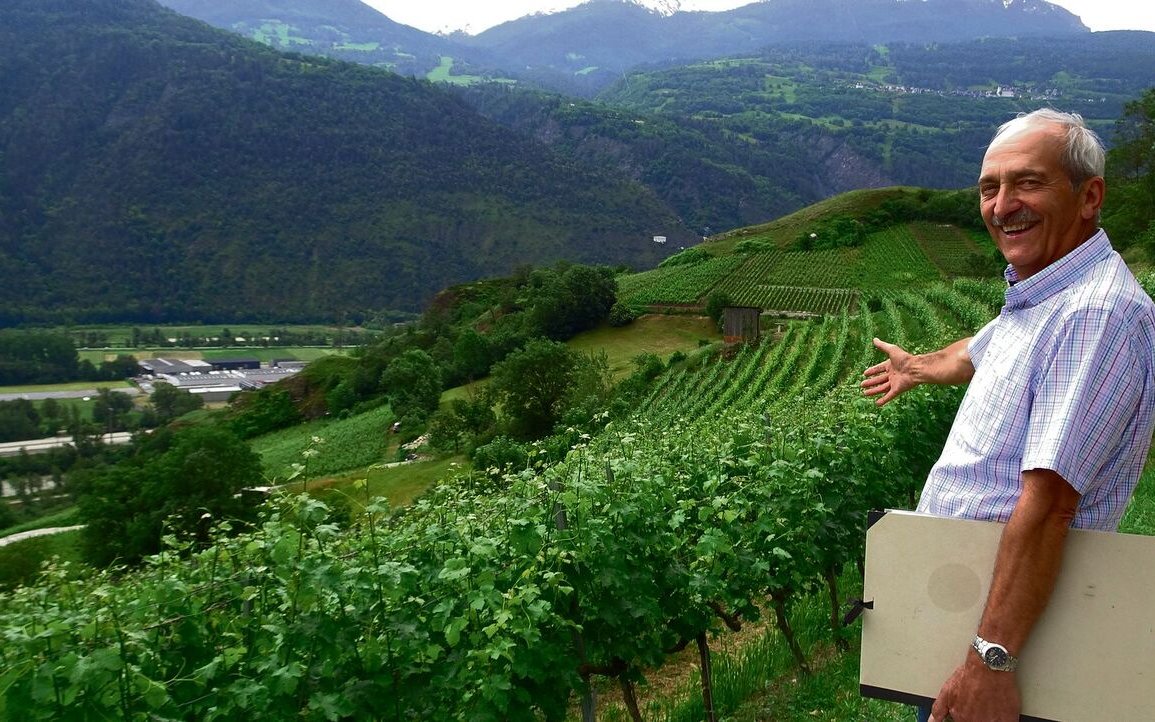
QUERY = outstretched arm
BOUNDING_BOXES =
[861,337,975,406]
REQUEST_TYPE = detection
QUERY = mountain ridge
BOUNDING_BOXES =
[0,0,690,324]
[157,0,1091,94]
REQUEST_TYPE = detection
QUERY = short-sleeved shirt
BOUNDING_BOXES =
[917,230,1155,531]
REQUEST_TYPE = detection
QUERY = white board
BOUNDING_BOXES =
[859,509,1155,722]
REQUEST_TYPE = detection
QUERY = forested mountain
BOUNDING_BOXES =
[155,0,1090,96]
[153,0,499,78]
[0,0,691,325]
[464,0,1088,93]
[455,32,1155,232]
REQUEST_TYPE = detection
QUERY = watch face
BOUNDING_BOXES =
[984,646,1009,668]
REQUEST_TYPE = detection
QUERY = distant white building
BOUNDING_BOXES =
[653,235,667,244]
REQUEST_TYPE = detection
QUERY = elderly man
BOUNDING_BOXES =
[862,108,1155,722]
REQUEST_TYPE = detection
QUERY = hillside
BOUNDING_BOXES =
[463,0,1087,93]
[167,0,1090,96]
[0,224,1075,719]
[141,0,1155,244]
[594,33,1155,193]
[612,187,996,314]
[0,0,689,325]
[6,165,1155,716]
[153,0,501,78]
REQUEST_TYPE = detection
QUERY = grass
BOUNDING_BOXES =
[76,347,346,364]
[295,455,468,511]
[0,529,86,593]
[588,567,911,722]
[0,380,134,394]
[250,404,397,481]
[1119,462,1155,535]
[198,347,346,362]
[707,187,925,252]
[567,315,720,379]
[0,506,79,539]
[427,56,486,85]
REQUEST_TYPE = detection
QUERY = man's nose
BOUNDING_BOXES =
[992,184,1023,219]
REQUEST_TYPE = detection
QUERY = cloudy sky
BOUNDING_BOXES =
[364,0,1155,35]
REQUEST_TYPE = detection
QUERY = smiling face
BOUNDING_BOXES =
[978,124,1104,280]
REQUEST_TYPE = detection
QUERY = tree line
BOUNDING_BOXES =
[0,331,138,386]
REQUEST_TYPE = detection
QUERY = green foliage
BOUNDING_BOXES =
[429,397,498,453]
[0,399,41,443]
[90,388,136,432]
[1106,88,1155,252]
[0,331,80,385]
[230,386,303,439]
[0,0,678,325]
[471,435,531,473]
[0,267,1010,719]
[794,216,867,251]
[659,246,713,268]
[250,403,396,480]
[148,383,206,425]
[74,425,262,566]
[488,339,578,439]
[0,530,84,593]
[705,290,732,328]
[607,300,641,327]
[616,255,745,306]
[451,328,494,381]
[0,375,963,720]
[559,351,615,428]
[613,351,666,403]
[380,350,442,423]
[525,264,618,340]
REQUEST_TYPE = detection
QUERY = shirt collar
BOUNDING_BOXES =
[1003,229,1112,310]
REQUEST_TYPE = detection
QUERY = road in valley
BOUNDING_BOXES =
[0,432,134,458]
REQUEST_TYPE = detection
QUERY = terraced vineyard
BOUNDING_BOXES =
[616,254,745,305]
[907,221,989,276]
[640,277,1005,421]
[618,222,989,317]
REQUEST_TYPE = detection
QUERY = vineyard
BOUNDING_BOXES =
[615,256,745,306]
[0,275,1018,720]
[617,222,989,317]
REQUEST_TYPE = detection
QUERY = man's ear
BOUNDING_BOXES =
[1080,176,1105,221]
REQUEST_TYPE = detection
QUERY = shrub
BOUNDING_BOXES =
[472,436,529,473]
[608,301,641,327]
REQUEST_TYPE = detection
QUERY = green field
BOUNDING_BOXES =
[566,314,721,378]
[293,455,469,511]
[0,380,134,395]
[250,403,397,481]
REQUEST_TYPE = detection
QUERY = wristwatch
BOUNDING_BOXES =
[972,635,1018,672]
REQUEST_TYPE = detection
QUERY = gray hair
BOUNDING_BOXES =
[989,108,1106,188]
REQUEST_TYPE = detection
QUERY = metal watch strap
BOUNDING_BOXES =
[972,635,1019,672]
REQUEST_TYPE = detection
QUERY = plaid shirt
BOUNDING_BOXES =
[917,230,1155,530]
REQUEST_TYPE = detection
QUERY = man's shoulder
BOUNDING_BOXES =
[1067,254,1155,318]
